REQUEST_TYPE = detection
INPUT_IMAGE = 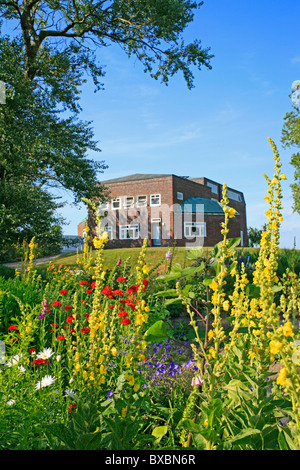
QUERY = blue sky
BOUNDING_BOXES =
[25,1,300,247]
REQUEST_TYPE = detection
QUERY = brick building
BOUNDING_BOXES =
[78,173,248,248]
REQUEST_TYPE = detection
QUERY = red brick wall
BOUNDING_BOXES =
[84,174,248,248]
[77,221,86,238]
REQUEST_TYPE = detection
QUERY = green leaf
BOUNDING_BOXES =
[185,247,204,261]
[155,289,178,298]
[245,283,260,299]
[203,277,212,286]
[225,428,261,446]
[152,425,168,442]
[144,320,168,342]
[193,433,208,450]
[178,418,202,434]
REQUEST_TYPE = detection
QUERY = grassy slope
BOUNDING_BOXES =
[39,245,263,272]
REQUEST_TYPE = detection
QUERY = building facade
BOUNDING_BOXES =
[78,173,248,248]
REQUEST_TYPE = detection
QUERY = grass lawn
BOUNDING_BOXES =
[40,246,197,272]
[39,245,263,273]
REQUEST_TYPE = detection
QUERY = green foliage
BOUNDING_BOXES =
[281,81,300,213]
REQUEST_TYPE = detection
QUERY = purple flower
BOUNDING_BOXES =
[191,375,203,387]
[38,298,49,321]
[166,250,172,261]
[117,258,121,266]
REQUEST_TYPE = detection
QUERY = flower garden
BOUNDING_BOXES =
[1,138,300,451]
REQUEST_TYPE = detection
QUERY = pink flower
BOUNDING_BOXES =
[191,376,203,387]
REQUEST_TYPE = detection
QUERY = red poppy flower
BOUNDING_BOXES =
[64,305,73,311]
[8,325,18,330]
[118,311,129,317]
[80,300,87,304]
[57,335,66,341]
[68,404,76,412]
[80,327,90,333]
[116,276,127,283]
[29,348,36,354]
[66,314,74,324]
[91,281,96,288]
[79,280,89,286]
[59,289,68,295]
[120,318,131,325]
[102,286,113,298]
[51,301,62,307]
[108,304,114,309]
[112,289,124,296]
[32,358,49,365]
[142,279,148,287]
[86,289,93,294]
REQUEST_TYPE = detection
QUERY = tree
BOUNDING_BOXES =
[0,36,108,204]
[0,36,108,259]
[0,0,213,89]
[281,80,300,213]
[0,1,213,256]
[247,227,263,248]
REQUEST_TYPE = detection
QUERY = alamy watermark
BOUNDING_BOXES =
[0,81,5,104]
[93,203,207,248]
[0,341,5,364]
[291,80,300,110]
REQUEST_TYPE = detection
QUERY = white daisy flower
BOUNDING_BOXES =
[35,374,56,391]
[64,388,77,399]
[6,354,23,367]
[36,348,54,360]
[6,399,16,406]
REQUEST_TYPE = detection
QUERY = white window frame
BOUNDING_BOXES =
[207,182,218,195]
[184,222,206,238]
[228,189,242,202]
[104,225,113,240]
[150,194,161,206]
[136,195,147,208]
[123,196,135,209]
[177,192,183,200]
[99,201,109,212]
[120,224,139,240]
[111,197,121,210]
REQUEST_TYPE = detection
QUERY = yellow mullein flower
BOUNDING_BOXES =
[223,300,230,311]
[111,347,117,357]
[269,339,283,355]
[142,265,149,275]
[210,279,218,291]
[125,374,135,386]
[282,321,294,337]
[228,207,236,218]
[276,367,287,387]
[208,330,214,341]
[209,347,216,358]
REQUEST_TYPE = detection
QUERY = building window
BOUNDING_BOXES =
[177,192,183,200]
[104,226,113,240]
[184,222,206,238]
[111,197,121,210]
[207,182,218,194]
[136,195,147,207]
[123,196,135,209]
[228,189,242,202]
[99,201,109,212]
[120,224,139,240]
[150,194,161,206]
